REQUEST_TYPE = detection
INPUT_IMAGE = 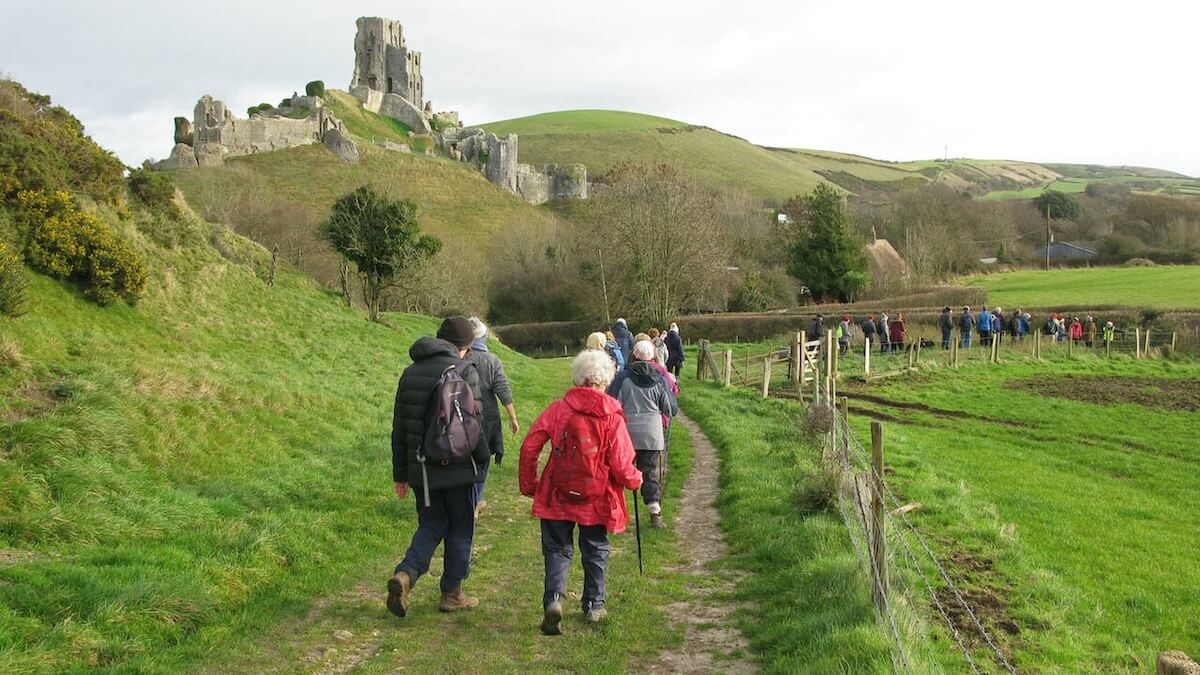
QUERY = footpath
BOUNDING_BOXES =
[648,414,756,674]
[202,415,754,673]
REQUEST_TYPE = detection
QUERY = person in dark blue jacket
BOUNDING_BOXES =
[611,318,635,366]
[959,306,975,349]
[664,323,685,379]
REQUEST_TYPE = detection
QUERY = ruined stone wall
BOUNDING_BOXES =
[350,17,422,108]
[485,133,518,193]
[156,95,352,169]
[377,93,432,134]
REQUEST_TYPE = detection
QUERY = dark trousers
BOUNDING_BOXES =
[668,362,682,378]
[396,484,476,594]
[635,449,663,505]
[941,327,952,349]
[541,519,610,612]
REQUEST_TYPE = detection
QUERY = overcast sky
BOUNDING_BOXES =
[2,0,1196,176]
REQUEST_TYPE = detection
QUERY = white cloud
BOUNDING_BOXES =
[1,0,1195,175]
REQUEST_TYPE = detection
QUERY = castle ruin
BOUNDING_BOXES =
[153,16,586,205]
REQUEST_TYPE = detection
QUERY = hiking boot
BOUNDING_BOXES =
[386,570,411,619]
[541,597,563,635]
[584,606,608,624]
[438,588,479,612]
[650,513,665,529]
[474,499,488,520]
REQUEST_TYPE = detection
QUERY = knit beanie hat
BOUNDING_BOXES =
[437,316,475,348]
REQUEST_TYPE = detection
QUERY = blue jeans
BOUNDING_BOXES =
[396,484,476,593]
[941,328,952,349]
[960,332,972,348]
[541,519,610,612]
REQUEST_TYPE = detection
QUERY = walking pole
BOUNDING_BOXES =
[631,490,644,575]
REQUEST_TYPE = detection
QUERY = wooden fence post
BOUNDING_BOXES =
[1145,329,1153,358]
[761,357,771,399]
[723,349,733,386]
[870,421,888,611]
[791,332,802,386]
[840,396,850,458]
[1106,336,1112,358]
[1136,328,1142,359]
[1171,331,1177,355]
[696,339,708,380]
[864,338,871,377]
[826,330,835,397]
[1035,330,1041,361]
[952,336,959,368]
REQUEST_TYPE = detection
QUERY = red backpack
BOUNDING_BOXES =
[549,413,607,503]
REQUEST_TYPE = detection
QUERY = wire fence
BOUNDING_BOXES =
[815,375,1019,674]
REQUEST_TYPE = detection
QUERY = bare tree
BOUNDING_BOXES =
[588,163,728,325]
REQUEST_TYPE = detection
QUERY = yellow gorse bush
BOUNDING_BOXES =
[19,189,148,305]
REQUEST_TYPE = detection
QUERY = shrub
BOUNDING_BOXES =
[0,240,28,317]
[18,190,148,305]
[0,79,124,205]
[305,80,325,98]
[126,167,181,220]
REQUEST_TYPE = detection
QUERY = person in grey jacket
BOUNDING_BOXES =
[465,317,520,518]
[607,341,678,529]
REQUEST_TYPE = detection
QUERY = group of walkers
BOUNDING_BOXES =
[386,316,686,637]
[807,307,1122,355]
[808,312,912,355]
[943,306,1116,350]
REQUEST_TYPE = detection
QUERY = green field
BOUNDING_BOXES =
[967,266,1200,309]
[0,207,704,671]
[681,350,1200,672]
[845,355,1200,671]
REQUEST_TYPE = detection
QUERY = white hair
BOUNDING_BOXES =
[632,340,655,362]
[572,349,616,388]
[585,331,607,351]
[669,322,679,333]
[468,316,488,341]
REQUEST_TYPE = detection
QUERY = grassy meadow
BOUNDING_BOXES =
[966,266,1200,309]
[0,209,702,672]
[844,354,1200,672]
[682,340,1200,672]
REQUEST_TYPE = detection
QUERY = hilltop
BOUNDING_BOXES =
[171,89,566,312]
[483,109,1198,202]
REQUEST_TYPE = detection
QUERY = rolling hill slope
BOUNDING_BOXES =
[172,142,562,312]
[482,109,1197,202]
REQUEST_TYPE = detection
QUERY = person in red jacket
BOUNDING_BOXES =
[888,312,907,352]
[1069,316,1084,342]
[520,350,643,636]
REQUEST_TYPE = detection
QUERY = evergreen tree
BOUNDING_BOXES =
[323,187,441,321]
[782,184,867,302]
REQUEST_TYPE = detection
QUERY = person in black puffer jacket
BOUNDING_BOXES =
[387,317,490,620]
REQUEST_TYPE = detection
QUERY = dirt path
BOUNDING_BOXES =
[648,414,756,674]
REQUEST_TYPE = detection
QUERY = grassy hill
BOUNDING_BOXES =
[481,110,1197,202]
[171,139,563,313]
[967,266,1200,309]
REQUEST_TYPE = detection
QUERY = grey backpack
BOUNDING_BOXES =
[417,364,481,505]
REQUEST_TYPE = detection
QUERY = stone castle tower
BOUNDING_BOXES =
[350,17,423,108]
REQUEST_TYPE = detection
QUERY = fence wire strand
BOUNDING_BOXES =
[829,400,1019,674]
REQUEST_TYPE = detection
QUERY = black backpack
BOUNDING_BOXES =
[417,364,482,505]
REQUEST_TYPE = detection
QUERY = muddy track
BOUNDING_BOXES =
[647,414,756,674]
[844,392,1033,428]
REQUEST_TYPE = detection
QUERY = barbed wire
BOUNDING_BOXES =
[833,410,1018,674]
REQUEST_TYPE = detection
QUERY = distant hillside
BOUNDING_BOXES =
[173,93,566,313]
[482,110,1198,202]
